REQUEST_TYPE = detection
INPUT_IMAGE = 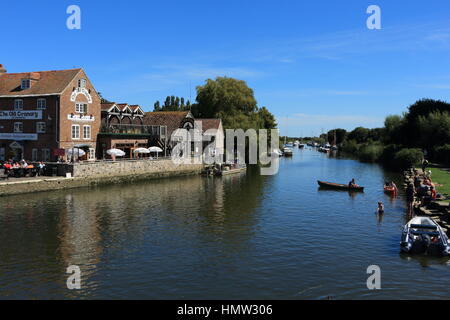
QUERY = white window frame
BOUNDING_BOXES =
[83,125,91,140]
[75,103,88,114]
[14,122,23,133]
[32,149,38,162]
[21,79,30,90]
[36,122,46,134]
[72,124,80,140]
[14,99,23,111]
[37,98,47,110]
[78,78,86,88]
[42,149,51,162]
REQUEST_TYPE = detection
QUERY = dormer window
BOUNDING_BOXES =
[78,78,86,88]
[21,79,31,90]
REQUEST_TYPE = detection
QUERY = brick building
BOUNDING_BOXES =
[0,65,101,162]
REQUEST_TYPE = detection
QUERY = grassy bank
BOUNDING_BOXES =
[430,166,450,202]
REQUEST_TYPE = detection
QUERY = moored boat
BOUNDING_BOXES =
[283,147,293,157]
[401,216,450,256]
[318,180,364,192]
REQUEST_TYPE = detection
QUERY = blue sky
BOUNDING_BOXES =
[2,0,450,136]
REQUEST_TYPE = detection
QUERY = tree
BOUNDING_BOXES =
[327,129,347,145]
[348,127,370,143]
[257,107,277,129]
[195,77,258,120]
[154,101,161,111]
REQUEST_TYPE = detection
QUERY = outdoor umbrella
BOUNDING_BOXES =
[107,149,126,157]
[148,146,163,159]
[67,148,86,157]
[134,148,150,154]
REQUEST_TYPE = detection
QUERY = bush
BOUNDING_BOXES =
[340,139,360,154]
[358,145,383,162]
[394,148,424,169]
[434,145,450,165]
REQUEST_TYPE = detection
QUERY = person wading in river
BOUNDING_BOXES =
[406,183,416,217]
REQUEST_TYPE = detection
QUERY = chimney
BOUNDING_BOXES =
[0,64,6,74]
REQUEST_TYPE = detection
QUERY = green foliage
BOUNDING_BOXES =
[434,145,450,166]
[193,77,276,130]
[348,127,370,143]
[358,144,383,163]
[327,129,347,145]
[153,96,191,111]
[416,111,450,149]
[340,139,360,154]
[394,148,424,170]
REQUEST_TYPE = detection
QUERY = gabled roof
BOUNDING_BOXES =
[0,68,82,97]
[144,111,191,135]
[101,103,117,111]
[198,119,222,132]
[130,105,144,115]
[117,103,133,114]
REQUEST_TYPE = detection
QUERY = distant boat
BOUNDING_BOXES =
[401,217,450,256]
[299,144,305,149]
[273,149,283,157]
[318,181,364,192]
[283,147,293,157]
[384,185,397,195]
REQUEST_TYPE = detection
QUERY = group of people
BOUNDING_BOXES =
[0,159,46,178]
[405,169,438,216]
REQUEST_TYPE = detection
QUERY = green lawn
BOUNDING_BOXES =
[430,167,450,202]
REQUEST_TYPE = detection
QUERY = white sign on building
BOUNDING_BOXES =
[0,133,38,141]
[0,110,42,120]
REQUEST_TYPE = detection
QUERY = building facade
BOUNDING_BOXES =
[0,65,101,161]
[0,64,225,162]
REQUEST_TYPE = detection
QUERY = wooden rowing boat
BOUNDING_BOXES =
[318,180,365,192]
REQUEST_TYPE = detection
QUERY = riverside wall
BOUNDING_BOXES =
[0,159,203,197]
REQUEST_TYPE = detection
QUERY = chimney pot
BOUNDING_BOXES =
[0,64,6,74]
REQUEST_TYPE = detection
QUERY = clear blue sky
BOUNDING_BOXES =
[2,0,450,136]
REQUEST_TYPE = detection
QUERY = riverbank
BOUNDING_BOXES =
[429,166,450,202]
[403,169,450,236]
[0,161,203,197]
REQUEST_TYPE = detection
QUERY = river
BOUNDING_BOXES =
[0,148,449,300]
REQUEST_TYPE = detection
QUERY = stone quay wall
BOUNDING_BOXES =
[0,159,203,197]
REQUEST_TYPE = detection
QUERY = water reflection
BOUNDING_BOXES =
[0,150,449,299]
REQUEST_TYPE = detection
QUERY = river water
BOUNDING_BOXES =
[0,149,449,300]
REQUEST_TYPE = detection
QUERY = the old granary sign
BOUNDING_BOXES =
[0,110,42,120]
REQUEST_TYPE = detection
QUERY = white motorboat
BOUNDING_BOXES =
[283,147,293,157]
[401,216,450,256]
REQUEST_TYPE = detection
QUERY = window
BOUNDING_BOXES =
[83,125,91,139]
[21,79,30,90]
[42,149,51,162]
[14,99,23,111]
[89,148,96,161]
[78,79,86,88]
[37,99,46,110]
[14,122,23,133]
[75,103,88,114]
[72,125,80,139]
[32,149,38,162]
[36,122,46,134]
